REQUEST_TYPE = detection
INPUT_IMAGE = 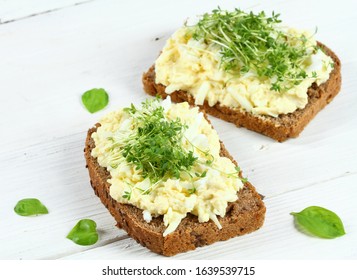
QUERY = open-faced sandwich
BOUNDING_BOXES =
[143,8,341,141]
[84,97,265,256]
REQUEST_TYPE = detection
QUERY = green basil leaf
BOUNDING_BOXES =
[81,88,109,113]
[291,206,346,239]
[67,219,99,246]
[14,198,49,216]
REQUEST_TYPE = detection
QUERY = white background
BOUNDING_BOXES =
[0,0,356,260]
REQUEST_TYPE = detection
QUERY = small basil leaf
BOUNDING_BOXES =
[14,198,49,216]
[67,219,99,246]
[291,206,346,239]
[81,88,109,113]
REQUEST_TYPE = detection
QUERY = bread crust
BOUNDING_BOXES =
[85,125,265,256]
[142,43,341,142]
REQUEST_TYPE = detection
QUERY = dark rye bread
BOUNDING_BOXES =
[85,125,265,256]
[142,43,341,142]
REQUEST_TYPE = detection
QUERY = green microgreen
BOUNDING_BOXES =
[184,135,214,165]
[206,159,213,165]
[188,186,197,194]
[113,97,197,186]
[234,166,248,183]
[193,170,207,179]
[108,98,248,198]
[122,190,132,200]
[240,176,248,183]
[188,7,319,92]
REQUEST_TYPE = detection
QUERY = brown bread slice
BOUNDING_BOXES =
[142,43,341,142]
[85,124,265,256]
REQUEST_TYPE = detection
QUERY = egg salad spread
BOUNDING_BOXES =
[91,98,244,236]
[155,9,334,117]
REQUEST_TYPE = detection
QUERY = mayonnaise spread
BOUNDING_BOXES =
[91,98,244,236]
[155,26,333,117]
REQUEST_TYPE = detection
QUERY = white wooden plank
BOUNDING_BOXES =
[62,173,357,259]
[0,0,92,24]
[0,0,356,260]
[0,132,130,259]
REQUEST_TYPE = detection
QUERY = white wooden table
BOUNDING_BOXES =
[1,0,356,260]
